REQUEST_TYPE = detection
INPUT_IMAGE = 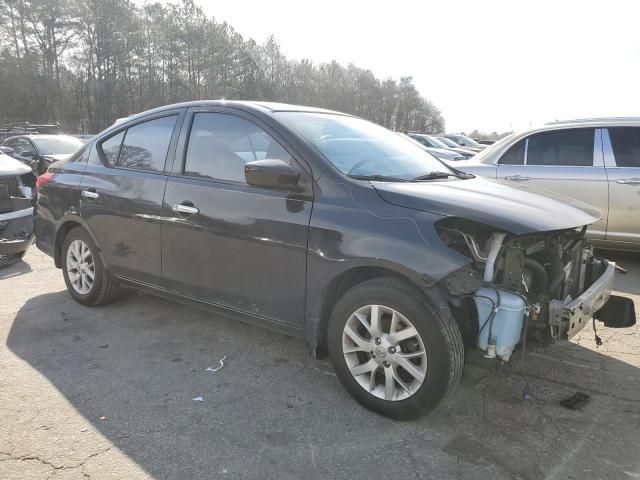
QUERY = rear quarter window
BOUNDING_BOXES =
[97,115,177,172]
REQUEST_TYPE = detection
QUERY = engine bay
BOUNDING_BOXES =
[437,217,634,360]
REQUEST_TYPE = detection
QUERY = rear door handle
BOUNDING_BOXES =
[172,203,199,215]
[504,175,531,181]
[616,178,640,185]
[81,189,99,199]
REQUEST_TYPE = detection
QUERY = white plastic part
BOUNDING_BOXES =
[483,232,507,282]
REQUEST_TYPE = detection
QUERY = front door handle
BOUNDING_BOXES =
[172,203,199,215]
[616,178,640,185]
[504,175,532,182]
[81,189,99,199]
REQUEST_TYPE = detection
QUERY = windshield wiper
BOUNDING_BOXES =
[412,171,474,181]
[348,174,410,182]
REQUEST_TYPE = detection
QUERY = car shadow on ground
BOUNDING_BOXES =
[6,289,640,480]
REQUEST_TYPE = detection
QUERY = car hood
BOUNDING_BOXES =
[0,153,31,175]
[41,153,71,162]
[372,177,602,235]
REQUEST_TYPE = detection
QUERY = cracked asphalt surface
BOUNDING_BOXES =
[1,248,639,479]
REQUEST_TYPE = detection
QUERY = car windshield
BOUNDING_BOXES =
[421,135,450,149]
[32,136,84,155]
[276,112,452,180]
[455,135,482,146]
[436,137,459,148]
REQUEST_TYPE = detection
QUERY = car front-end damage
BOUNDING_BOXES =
[436,217,635,361]
[0,154,36,267]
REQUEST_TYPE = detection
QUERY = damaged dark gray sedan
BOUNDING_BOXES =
[34,101,635,419]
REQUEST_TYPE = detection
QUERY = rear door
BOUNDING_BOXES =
[80,110,184,285]
[497,128,609,239]
[602,127,640,244]
[161,108,313,327]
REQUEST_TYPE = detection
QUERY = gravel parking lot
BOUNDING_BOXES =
[1,248,639,480]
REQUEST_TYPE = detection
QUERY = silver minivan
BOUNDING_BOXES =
[457,118,640,251]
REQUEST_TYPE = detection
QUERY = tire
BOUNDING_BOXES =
[327,277,464,420]
[61,227,120,306]
[0,251,25,268]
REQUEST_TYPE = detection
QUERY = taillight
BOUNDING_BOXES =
[36,172,55,194]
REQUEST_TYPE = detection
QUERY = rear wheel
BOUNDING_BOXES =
[327,278,464,420]
[62,227,120,306]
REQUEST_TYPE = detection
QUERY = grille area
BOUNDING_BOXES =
[0,176,21,214]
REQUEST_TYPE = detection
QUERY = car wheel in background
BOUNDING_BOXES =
[0,251,25,268]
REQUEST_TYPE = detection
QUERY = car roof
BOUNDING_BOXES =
[116,100,348,122]
[4,134,79,141]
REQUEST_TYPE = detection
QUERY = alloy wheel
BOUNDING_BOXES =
[66,239,95,295]
[342,304,428,401]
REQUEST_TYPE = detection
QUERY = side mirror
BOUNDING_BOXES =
[0,146,15,156]
[245,159,301,190]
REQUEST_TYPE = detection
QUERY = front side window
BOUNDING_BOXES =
[102,116,177,172]
[15,138,36,156]
[608,127,640,167]
[498,139,525,165]
[275,112,449,179]
[184,113,291,183]
[526,129,594,166]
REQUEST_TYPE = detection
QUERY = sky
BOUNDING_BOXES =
[192,0,640,133]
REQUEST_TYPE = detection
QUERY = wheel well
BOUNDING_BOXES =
[314,266,412,356]
[53,221,82,268]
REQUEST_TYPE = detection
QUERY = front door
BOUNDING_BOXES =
[603,126,640,245]
[161,109,313,327]
[79,112,182,285]
[497,128,609,239]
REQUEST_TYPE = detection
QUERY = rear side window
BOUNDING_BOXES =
[608,127,640,167]
[526,129,594,166]
[183,113,291,183]
[99,116,177,172]
[100,131,124,165]
[498,139,525,165]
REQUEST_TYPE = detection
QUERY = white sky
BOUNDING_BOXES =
[193,0,640,133]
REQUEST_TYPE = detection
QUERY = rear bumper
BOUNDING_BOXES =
[549,260,616,340]
[0,207,34,256]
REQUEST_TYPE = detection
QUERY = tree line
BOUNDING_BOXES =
[0,0,445,135]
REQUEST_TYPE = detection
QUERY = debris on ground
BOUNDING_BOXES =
[559,392,590,410]
[206,355,227,372]
[192,396,204,402]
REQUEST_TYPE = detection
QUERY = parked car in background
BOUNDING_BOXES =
[475,139,496,145]
[73,134,95,143]
[439,135,486,152]
[407,133,476,158]
[35,101,631,419]
[433,136,479,156]
[456,118,640,251]
[398,133,465,162]
[2,134,84,174]
[0,152,35,267]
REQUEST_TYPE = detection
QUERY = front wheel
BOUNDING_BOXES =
[61,227,120,306]
[327,278,464,420]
